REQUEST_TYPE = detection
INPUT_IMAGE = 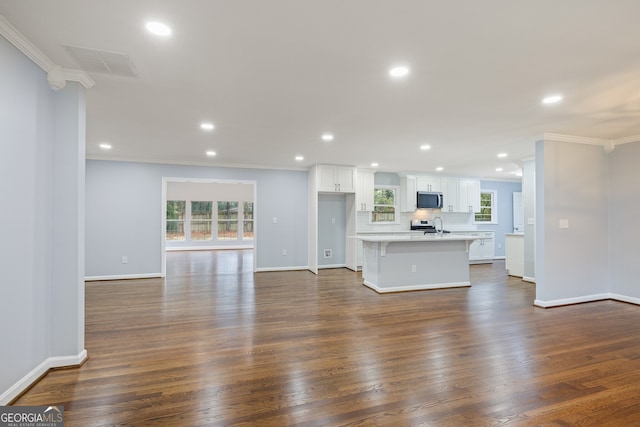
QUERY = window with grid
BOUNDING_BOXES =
[191,201,213,240]
[166,201,186,240]
[218,201,239,240]
[243,202,254,240]
[474,190,497,223]
[372,187,396,223]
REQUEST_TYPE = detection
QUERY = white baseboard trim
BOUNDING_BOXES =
[534,293,611,308]
[318,264,347,269]
[255,266,309,272]
[166,245,253,251]
[0,349,87,405]
[610,293,640,305]
[522,276,536,283]
[363,280,471,294]
[85,273,163,282]
[493,256,506,260]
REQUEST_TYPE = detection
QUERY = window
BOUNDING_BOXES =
[218,201,238,240]
[243,202,254,240]
[191,201,213,240]
[474,190,497,224]
[372,187,396,223]
[166,201,186,240]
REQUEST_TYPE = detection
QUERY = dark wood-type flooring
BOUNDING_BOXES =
[14,250,640,426]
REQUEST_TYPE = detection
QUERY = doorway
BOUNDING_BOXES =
[161,177,257,277]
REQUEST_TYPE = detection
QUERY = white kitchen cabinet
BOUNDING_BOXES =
[505,233,524,276]
[400,175,417,212]
[317,164,356,193]
[468,231,495,264]
[458,179,481,213]
[441,178,460,212]
[355,169,375,211]
[416,176,441,192]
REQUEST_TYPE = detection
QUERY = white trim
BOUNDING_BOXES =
[541,133,608,145]
[534,293,610,308]
[166,245,253,251]
[610,293,640,305]
[318,264,346,269]
[363,280,470,294]
[613,134,640,145]
[85,272,163,282]
[0,350,87,405]
[255,266,309,272]
[87,155,308,172]
[522,276,536,283]
[0,15,94,89]
[493,255,506,260]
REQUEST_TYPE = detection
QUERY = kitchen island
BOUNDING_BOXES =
[358,234,478,293]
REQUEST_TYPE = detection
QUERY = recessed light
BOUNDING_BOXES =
[371,162,379,167]
[146,22,172,36]
[99,143,112,150]
[206,150,216,157]
[495,167,504,172]
[420,144,431,151]
[295,155,304,161]
[389,66,410,78]
[322,134,334,141]
[497,152,508,158]
[200,122,214,131]
[435,167,444,172]
[542,94,563,104]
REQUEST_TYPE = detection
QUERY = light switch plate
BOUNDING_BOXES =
[559,219,569,229]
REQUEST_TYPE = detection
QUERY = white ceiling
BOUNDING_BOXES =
[2,0,640,180]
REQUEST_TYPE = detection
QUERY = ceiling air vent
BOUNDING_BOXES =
[63,45,138,77]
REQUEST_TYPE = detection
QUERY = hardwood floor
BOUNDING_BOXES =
[14,250,640,426]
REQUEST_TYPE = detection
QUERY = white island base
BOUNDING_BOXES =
[360,235,477,293]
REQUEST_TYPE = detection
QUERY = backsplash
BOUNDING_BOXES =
[357,210,476,232]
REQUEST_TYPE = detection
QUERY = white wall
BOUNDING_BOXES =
[0,36,85,403]
[535,138,609,306]
[609,140,640,301]
[318,194,346,266]
[85,160,308,278]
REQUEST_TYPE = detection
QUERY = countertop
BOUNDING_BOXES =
[356,234,478,243]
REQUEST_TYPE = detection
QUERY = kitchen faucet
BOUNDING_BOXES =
[433,217,444,235]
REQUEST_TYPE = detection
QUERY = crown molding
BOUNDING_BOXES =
[0,14,94,89]
[613,134,640,146]
[542,133,608,146]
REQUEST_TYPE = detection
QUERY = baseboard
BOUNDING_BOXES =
[493,256,506,260]
[534,293,611,308]
[255,266,309,272]
[610,293,640,306]
[522,276,536,283]
[318,264,347,269]
[85,273,163,282]
[166,245,253,251]
[0,350,87,405]
[363,280,471,294]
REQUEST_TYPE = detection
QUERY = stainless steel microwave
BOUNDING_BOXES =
[416,191,443,209]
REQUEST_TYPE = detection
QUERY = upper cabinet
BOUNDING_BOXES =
[400,175,417,212]
[459,179,481,213]
[400,174,481,213]
[441,178,460,212]
[356,169,375,211]
[416,176,441,192]
[316,164,356,193]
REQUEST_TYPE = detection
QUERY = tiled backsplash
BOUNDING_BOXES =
[357,210,477,232]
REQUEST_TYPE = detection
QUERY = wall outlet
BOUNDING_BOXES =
[121,256,128,264]
[498,243,502,249]
[282,249,287,256]
[273,217,278,224]
[331,217,336,224]
[411,264,416,273]
[323,249,332,258]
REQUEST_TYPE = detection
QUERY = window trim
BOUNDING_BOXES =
[474,190,498,224]
[371,185,399,224]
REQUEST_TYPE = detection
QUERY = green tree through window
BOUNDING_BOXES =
[372,188,396,222]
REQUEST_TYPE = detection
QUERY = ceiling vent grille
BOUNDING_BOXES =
[63,45,137,77]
